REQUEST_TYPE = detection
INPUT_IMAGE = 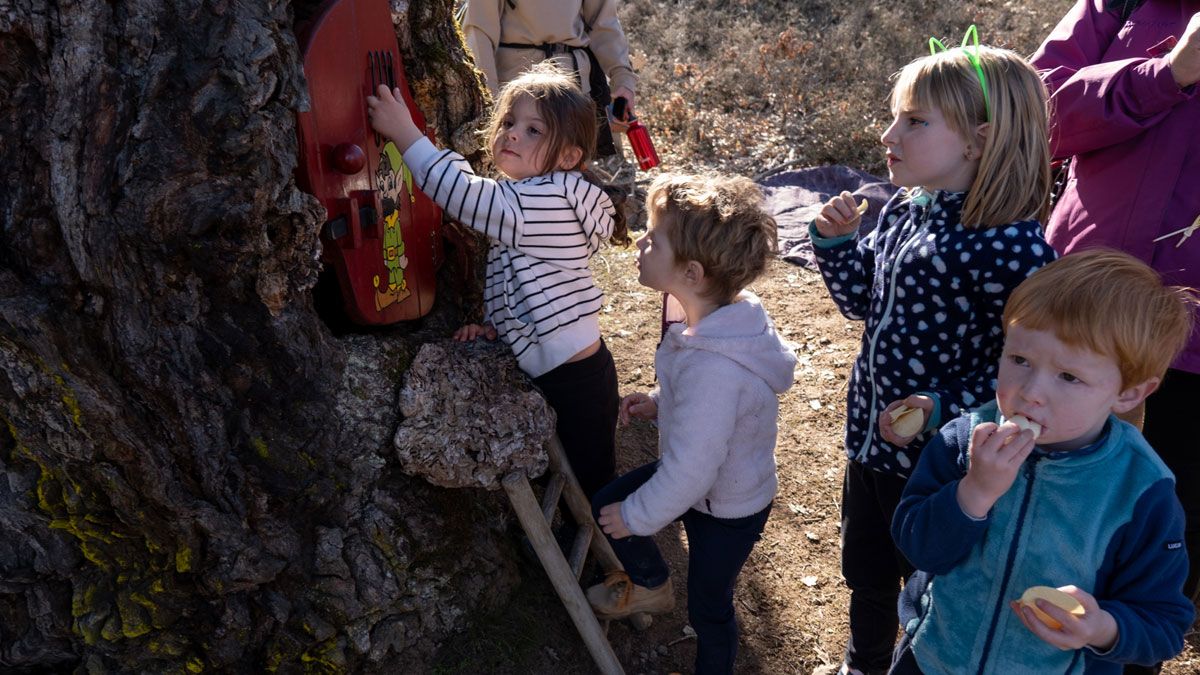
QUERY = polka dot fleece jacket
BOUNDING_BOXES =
[809,189,1056,477]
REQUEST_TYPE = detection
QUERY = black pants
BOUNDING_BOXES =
[841,460,915,675]
[1126,368,1200,675]
[532,339,619,499]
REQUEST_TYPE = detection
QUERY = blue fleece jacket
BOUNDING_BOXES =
[892,401,1193,674]
[811,189,1056,477]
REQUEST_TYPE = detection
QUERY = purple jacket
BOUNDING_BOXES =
[1032,0,1199,374]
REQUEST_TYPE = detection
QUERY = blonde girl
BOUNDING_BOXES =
[368,64,629,497]
[808,31,1058,675]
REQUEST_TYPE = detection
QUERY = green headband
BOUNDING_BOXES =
[929,24,991,122]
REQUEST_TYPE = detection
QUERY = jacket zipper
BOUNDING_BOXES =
[857,198,933,461]
[976,454,1042,675]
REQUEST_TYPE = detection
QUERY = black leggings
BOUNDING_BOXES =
[1143,368,1200,602]
[841,460,915,674]
[532,340,619,498]
[1125,368,1200,675]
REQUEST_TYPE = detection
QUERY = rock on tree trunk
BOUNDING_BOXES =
[0,0,532,671]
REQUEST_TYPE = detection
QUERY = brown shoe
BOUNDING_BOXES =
[586,571,675,620]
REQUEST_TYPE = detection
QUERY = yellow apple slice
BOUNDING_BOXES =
[856,199,869,214]
[1008,414,1042,440]
[888,404,924,438]
[1019,586,1085,630]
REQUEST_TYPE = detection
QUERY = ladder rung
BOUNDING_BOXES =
[569,524,593,579]
[541,472,567,523]
[503,471,625,674]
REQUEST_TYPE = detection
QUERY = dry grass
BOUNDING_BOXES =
[622,0,1072,177]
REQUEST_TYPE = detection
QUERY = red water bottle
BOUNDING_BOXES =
[612,97,660,171]
[626,117,660,170]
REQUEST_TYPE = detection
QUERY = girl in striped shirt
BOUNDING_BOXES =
[368,64,630,496]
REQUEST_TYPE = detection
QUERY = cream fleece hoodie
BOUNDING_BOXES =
[621,291,797,536]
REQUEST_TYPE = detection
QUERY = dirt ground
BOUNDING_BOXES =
[434,248,1200,675]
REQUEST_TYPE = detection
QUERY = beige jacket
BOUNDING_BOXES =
[462,0,637,97]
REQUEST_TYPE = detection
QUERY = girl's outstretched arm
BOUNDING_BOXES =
[404,138,611,265]
[369,86,525,247]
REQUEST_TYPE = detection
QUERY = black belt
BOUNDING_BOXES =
[498,41,577,59]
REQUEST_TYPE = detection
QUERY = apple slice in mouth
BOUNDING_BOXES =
[1008,414,1042,440]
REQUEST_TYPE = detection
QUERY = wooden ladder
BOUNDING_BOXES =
[502,434,651,675]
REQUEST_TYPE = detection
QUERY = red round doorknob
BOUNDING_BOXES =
[331,143,366,175]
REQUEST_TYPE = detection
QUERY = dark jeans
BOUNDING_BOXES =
[842,460,915,674]
[592,461,772,675]
[1126,368,1200,675]
[533,339,619,499]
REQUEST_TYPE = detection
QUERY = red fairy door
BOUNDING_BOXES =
[296,0,444,324]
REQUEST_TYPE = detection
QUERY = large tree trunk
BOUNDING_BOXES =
[0,1,525,671]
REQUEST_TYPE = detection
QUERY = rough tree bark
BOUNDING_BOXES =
[0,0,538,671]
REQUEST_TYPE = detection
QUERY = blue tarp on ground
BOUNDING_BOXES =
[758,165,893,270]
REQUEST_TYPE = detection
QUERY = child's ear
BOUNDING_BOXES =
[557,145,584,171]
[683,260,706,286]
[1111,377,1160,414]
[966,122,990,160]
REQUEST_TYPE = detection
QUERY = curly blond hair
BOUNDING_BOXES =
[647,173,778,302]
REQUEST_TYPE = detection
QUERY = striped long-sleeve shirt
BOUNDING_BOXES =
[403,137,615,377]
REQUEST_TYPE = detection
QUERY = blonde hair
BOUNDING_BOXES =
[1003,249,1197,387]
[647,173,778,303]
[891,45,1051,228]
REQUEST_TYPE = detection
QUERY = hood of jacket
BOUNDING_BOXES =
[661,290,796,394]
